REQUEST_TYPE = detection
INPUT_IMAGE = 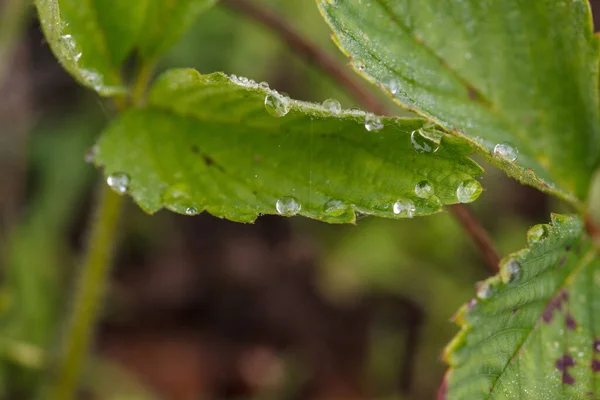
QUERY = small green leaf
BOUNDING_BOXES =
[35,0,217,95]
[317,0,600,206]
[35,0,149,95]
[94,69,484,223]
[443,214,600,399]
[137,0,217,60]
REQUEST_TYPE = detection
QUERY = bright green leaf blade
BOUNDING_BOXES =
[443,214,600,399]
[35,0,148,95]
[137,0,217,60]
[317,0,600,205]
[94,68,484,223]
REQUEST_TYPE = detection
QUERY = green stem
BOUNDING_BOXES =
[42,185,124,400]
[131,60,155,106]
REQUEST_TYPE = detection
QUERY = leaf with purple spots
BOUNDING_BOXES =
[442,214,600,399]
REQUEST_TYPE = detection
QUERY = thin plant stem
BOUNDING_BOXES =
[222,0,500,273]
[131,60,155,107]
[449,204,499,273]
[41,60,155,399]
[221,0,389,116]
[42,185,124,400]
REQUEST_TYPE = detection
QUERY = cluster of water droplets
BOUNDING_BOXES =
[60,33,82,63]
[59,27,107,92]
[408,128,482,205]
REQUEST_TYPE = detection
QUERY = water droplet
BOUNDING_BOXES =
[475,280,493,299]
[348,108,366,116]
[185,207,199,216]
[107,172,129,194]
[415,180,434,199]
[351,59,366,71]
[84,145,97,163]
[493,143,518,161]
[264,93,290,117]
[322,99,341,113]
[500,259,521,284]
[388,79,401,95]
[456,179,482,203]
[162,183,197,215]
[393,199,415,218]
[324,199,348,217]
[276,196,301,216]
[410,129,438,153]
[259,81,269,89]
[527,224,548,245]
[365,115,383,132]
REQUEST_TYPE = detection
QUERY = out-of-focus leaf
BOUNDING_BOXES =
[34,0,217,95]
[442,214,600,399]
[137,0,217,60]
[317,0,600,206]
[94,69,484,223]
[34,0,148,94]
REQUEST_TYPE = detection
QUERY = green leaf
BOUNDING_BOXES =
[317,0,600,206]
[137,0,217,60]
[35,0,148,95]
[442,214,600,399]
[35,0,217,95]
[94,68,484,223]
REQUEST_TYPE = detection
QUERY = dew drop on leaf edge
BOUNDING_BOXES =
[456,179,482,203]
[493,142,518,162]
[324,199,348,217]
[264,93,290,117]
[500,259,521,284]
[393,199,415,218]
[365,115,383,132]
[276,196,301,216]
[415,180,434,199]
[322,98,341,113]
[388,79,401,95]
[475,280,493,299]
[185,207,199,216]
[107,172,129,194]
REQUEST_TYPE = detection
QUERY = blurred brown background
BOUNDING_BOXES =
[0,1,597,399]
